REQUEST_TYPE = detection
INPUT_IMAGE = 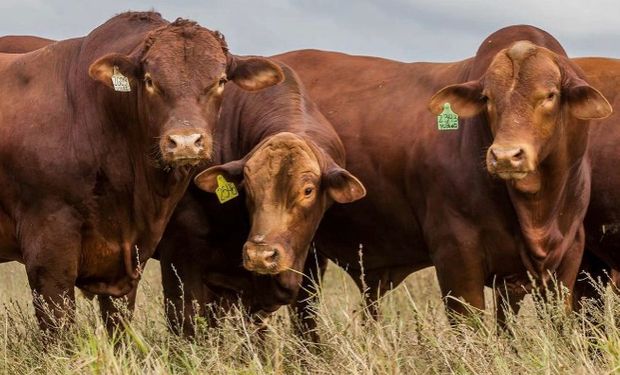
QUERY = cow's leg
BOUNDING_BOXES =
[572,250,612,339]
[291,248,328,343]
[494,284,526,333]
[160,250,210,336]
[356,271,389,320]
[544,229,585,315]
[347,265,411,323]
[97,284,138,335]
[432,242,486,325]
[21,206,81,332]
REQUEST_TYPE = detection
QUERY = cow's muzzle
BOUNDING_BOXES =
[160,130,211,166]
[243,241,287,275]
[486,145,533,180]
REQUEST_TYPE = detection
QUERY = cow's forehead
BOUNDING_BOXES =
[245,134,320,182]
[141,25,228,78]
[486,44,561,93]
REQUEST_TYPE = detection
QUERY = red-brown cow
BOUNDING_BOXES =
[273,25,611,325]
[156,63,364,339]
[0,12,283,332]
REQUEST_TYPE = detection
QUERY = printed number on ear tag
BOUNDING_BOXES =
[111,66,131,92]
[215,175,239,204]
[437,102,459,130]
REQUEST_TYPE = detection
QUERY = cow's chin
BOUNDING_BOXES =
[496,171,528,180]
[244,261,286,275]
[491,169,542,194]
[510,171,541,194]
[170,157,205,167]
[162,156,209,170]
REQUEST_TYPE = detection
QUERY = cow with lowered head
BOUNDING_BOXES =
[0,11,283,332]
[156,64,364,339]
[274,25,611,328]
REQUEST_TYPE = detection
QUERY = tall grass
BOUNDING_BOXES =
[1,261,619,374]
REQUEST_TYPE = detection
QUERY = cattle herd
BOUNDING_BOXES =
[0,11,619,344]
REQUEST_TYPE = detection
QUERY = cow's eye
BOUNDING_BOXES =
[304,187,314,196]
[546,92,556,100]
[219,77,228,87]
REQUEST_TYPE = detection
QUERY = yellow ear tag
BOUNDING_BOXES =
[111,66,131,92]
[215,175,239,204]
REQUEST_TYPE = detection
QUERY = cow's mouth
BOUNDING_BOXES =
[244,260,282,275]
[491,167,542,193]
[171,157,204,166]
[495,170,529,180]
[162,156,209,169]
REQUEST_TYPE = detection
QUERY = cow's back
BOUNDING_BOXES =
[0,35,54,53]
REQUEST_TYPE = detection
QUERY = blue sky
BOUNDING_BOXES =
[0,0,618,61]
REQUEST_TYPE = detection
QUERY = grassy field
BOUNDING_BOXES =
[1,260,620,374]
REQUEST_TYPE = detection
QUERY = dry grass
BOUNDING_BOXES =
[1,260,620,374]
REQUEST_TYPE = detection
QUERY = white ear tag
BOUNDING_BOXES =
[111,66,131,92]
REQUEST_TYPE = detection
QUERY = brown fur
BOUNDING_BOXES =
[0,35,53,53]
[0,12,282,332]
[156,64,363,339]
[275,25,610,326]
[569,57,620,306]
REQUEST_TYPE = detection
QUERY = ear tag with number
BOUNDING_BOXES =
[215,175,239,204]
[111,66,131,92]
[437,102,459,130]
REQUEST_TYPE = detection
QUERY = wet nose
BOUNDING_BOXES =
[243,242,283,274]
[166,133,203,151]
[162,133,206,162]
[488,146,525,169]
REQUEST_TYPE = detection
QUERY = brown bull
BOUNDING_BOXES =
[0,12,282,332]
[479,56,620,315]
[155,64,364,338]
[274,25,611,325]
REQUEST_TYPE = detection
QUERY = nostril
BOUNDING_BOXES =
[266,248,279,262]
[261,249,278,263]
[512,149,525,161]
[194,135,204,149]
[489,148,499,163]
[166,136,177,150]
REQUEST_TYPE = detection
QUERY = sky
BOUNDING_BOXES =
[0,0,618,62]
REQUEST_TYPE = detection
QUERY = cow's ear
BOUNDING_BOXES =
[429,80,485,118]
[194,159,245,193]
[88,53,138,90]
[565,77,612,120]
[228,56,284,91]
[324,167,366,204]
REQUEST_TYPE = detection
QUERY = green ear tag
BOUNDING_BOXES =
[215,175,239,204]
[437,102,459,130]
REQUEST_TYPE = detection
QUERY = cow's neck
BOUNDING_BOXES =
[508,122,590,280]
[94,96,193,263]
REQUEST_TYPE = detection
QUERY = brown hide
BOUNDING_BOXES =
[0,12,282,331]
[0,35,54,53]
[274,25,607,319]
[157,64,360,335]
[571,57,620,301]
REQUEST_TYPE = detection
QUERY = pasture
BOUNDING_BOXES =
[1,259,618,374]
